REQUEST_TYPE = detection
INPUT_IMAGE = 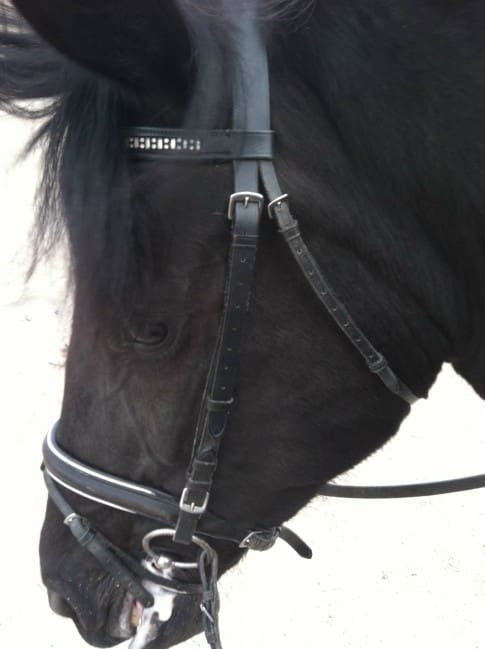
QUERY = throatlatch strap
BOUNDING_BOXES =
[259,161,418,405]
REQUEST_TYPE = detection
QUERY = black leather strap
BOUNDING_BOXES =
[44,472,205,600]
[44,471,156,607]
[319,473,485,498]
[173,195,263,544]
[173,14,271,545]
[44,424,312,557]
[259,161,418,405]
[43,424,266,547]
[126,128,274,161]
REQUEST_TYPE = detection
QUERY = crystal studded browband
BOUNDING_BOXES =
[125,127,274,161]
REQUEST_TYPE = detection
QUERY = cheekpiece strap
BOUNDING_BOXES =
[126,128,274,161]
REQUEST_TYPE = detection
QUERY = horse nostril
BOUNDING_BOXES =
[48,590,73,618]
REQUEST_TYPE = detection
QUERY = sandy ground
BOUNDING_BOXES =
[1,115,484,649]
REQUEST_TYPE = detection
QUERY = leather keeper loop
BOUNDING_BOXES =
[207,397,234,412]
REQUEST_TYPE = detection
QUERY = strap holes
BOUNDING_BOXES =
[331,307,337,312]
[296,249,303,255]
[226,347,233,352]
[240,257,247,263]
[343,322,350,328]
[308,270,314,277]
[356,338,362,343]
[321,290,327,296]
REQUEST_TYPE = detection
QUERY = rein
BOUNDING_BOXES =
[319,473,485,499]
[40,12,484,649]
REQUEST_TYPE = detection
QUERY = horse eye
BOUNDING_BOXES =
[128,320,169,347]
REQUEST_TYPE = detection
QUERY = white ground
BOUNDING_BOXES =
[1,115,484,649]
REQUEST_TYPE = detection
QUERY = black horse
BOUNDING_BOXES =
[1,1,484,648]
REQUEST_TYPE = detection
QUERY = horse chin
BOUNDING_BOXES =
[120,558,203,649]
[125,583,176,649]
[121,592,203,649]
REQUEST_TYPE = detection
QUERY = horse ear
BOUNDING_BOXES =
[11,0,190,90]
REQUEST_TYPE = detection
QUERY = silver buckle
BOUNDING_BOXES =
[63,513,78,526]
[267,193,289,219]
[239,529,279,551]
[179,487,210,515]
[227,191,264,221]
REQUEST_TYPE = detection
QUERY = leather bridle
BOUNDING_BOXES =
[40,13,484,649]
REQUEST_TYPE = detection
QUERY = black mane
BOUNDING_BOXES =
[0,1,313,305]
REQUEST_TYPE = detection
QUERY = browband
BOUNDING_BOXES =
[126,128,274,161]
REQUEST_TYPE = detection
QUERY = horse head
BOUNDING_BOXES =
[2,1,484,647]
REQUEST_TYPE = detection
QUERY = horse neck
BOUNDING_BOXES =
[267,14,483,401]
[451,252,485,399]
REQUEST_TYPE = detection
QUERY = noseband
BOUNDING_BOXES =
[41,14,422,649]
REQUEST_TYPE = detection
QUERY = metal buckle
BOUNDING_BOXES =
[267,193,289,219]
[239,529,279,551]
[179,487,210,515]
[227,191,264,221]
[63,513,78,526]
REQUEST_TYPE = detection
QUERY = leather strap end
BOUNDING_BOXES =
[279,525,313,559]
